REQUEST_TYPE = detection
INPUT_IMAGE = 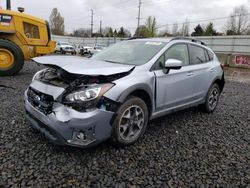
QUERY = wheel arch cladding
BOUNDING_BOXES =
[128,89,153,116]
[213,75,225,93]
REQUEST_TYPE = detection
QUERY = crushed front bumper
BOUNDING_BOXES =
[24,90,114,148]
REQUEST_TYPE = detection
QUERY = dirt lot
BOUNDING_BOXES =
[0,61,250,187]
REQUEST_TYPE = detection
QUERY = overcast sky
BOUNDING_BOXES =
[1,0,250,34]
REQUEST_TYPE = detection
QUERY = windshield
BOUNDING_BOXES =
[91,41,166,65]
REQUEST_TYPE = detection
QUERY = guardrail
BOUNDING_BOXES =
[51,35,126,48]
[195,35,250,55]
[51,35,250,68]
[52,35,250,55]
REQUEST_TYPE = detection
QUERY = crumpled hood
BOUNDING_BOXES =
[32,55,135,76]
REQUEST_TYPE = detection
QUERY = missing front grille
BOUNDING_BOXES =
[27,88,54,115]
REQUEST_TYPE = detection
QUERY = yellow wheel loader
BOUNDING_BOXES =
[0,0,55,76]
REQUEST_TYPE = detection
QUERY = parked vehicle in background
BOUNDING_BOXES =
[91,46,105,54]
[55,42,76,55]
[25,37,225,148]
[80,45,106,56]
[79,46,93,56]
[75,44,84,54]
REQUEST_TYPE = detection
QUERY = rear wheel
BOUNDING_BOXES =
[111,96,149,146]
[0,39,24,76]
[200,83,220,113]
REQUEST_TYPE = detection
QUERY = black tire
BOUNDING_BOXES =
[200,83,220,113]
[0,39,24,76]
[111,96,149,146]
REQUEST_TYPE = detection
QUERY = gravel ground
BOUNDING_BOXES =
[0,61,250,187]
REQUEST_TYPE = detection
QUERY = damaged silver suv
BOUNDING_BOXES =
[24,38,225,148]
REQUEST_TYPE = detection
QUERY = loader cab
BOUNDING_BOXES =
[0,9,55,76]
[0,9,51,46]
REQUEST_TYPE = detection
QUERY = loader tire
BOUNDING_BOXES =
[0,39,24,76]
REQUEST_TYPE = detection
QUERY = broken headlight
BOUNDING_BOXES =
[64,83,114,110]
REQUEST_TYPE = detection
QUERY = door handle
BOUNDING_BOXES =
[209,68,214,72]
[187,71,194,76]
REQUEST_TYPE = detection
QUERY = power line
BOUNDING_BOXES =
[142,0,172,6]
[67,13,250,34]
[157,13,250,28]
[102,13,250,31]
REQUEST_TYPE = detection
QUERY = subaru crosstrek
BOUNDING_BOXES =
[24,38,225,148]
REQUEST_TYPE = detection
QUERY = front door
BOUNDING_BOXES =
[153,43,195,111]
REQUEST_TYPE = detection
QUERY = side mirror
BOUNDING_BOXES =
[164,59,182,70]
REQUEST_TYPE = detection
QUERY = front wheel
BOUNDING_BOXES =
[200,83,220,113]
[111,96,149,146]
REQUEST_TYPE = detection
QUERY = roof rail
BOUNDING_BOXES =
[170,37,206,46]
[127,36,145,40]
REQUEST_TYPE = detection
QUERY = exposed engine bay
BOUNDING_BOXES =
[35,66,131,88]
[30,65,133,113]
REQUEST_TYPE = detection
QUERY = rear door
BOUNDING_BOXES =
[188,44,212,100]
[153,43,195,111]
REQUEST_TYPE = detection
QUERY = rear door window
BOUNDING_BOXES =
[189,45,207,64]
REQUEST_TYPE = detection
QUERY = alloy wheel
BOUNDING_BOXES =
[119,105,145,142]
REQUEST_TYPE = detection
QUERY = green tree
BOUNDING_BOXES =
[191,24,204,36]
[203,23,218,36]
[114,29,118,37]
[134,25,149,37]
[145,16,157,37]
[49,8,65,35]
[105,27,114,37]
[134,16,157,37]
[118,27,125,37]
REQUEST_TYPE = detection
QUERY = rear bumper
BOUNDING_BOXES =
[24,90,114,148]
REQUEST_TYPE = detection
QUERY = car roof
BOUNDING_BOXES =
[131,38,171,43]
[129,37,214,53]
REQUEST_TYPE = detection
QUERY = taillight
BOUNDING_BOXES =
[220,64,224,70]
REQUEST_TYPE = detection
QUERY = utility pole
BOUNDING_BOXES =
[136,0,142,37]
[90,9,94,37]
[100,20,102,36]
